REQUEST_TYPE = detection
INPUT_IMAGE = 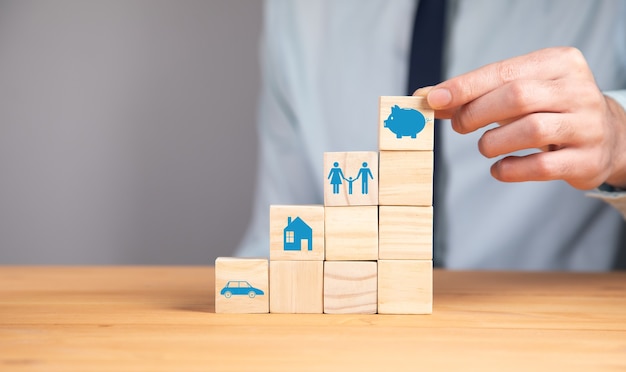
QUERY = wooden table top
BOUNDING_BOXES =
[1,266,625,371]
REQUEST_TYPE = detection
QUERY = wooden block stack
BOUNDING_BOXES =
[377,96,434,314]
[268,205,324,313]
[323,151,379,314]
[215,96,433,315]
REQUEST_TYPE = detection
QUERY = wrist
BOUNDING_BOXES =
[603,96,626,189]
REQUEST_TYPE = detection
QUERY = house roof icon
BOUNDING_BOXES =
[283,216,313,251]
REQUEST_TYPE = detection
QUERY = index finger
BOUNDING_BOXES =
[426,47,589,110]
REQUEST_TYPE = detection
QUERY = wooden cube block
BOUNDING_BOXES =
[379,151,433,206]
[324,206,378,261]
[324,151,378,206]
[379,206,433,259]
[378,260,432,314]
[324,261,377,314]
[379,96,434,151]
[269,260,323,313]
[270,205,324,261]
[215,257,269,313]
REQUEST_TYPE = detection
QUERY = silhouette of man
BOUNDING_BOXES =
[357,162,373,194]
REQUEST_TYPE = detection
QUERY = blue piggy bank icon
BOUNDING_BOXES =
[384,105,426,139]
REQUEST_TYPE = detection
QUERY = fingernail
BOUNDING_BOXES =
[428,88,452,108]
[412,86,433,97]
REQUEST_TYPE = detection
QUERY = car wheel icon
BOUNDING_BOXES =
[248,291,256,298]
[224,291,232,298]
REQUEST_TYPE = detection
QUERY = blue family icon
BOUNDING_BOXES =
[283,216,313,251]
[327,161,373,195]
[220,280,265,298]
[384,105,427,138]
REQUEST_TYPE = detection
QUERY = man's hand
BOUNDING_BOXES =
[415,47,626,190]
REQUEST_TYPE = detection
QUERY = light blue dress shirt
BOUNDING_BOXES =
[236,0,626,270]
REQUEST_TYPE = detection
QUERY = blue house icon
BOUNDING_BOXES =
[283,216,313,251]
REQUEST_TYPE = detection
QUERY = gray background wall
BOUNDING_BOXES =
[0,0,263,264]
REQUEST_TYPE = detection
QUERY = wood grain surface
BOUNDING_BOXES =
[1,266,625,371]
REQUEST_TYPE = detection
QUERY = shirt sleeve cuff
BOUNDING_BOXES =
[587,186,626,220]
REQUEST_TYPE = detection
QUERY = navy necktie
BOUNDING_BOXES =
[407,0,447,268]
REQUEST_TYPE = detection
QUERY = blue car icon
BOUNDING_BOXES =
[220,280,265,298]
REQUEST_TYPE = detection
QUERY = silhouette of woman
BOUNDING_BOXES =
[328,162,344,194]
